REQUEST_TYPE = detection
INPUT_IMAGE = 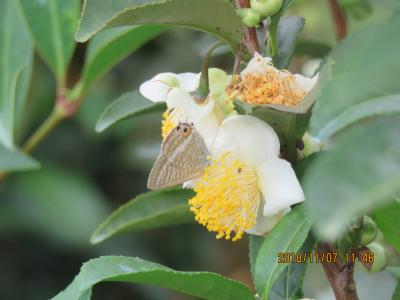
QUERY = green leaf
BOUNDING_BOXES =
[0,145,39,172]
[76,0,242,51]
[374,198,400,252]
[304,117,400,240]
[393,282,400,300]
[91,188,194,244]
[95,91,166,133]
[252,108,311,146]
[310,18,400,142]
[80,25,166,92]
[273,16,305,69]
[52,256,255,300]
[249,235,264,281]
[295,40,332,58]
[9,166,110,248]
[254,204,313,299]
[389,267,400,279]
[389,266,400,299]
[268,0,295,58]
[270,234,315,300]
[0,0,33,149]
[19,0,80,82]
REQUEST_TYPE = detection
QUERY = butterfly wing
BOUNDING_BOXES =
[147,125,208,190]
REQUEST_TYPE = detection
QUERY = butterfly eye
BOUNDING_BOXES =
[176,126,181,131]
[183,128,188,133]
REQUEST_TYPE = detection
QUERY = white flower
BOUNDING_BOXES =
[189,115,304,240]
[139,72,199,102]
[139,69,234,148]
[227,53,318,106]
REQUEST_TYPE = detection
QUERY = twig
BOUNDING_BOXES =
[234,0,261,55]
[318,243,358,300]
[328,0,347,41]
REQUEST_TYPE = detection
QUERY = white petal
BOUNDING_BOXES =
[167,88,220,148]
[177,72,200,92]
[294,73,319,93]
[139,73,179,102]
[215,115,280,168]
[194,113,220,150]
[166,88,214,122]
[246,201,290,235]
[242,53,273,75]
[257,157,304,217]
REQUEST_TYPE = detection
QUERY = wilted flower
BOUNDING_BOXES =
[189,115,304,241]
[227,53,318,107]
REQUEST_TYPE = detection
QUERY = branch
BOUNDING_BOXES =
[318,243,358,300]
[328,0,348,41]
[234,0,260,55]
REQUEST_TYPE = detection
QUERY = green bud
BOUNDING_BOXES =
[250,0,283,17]
[361,242,387,273]
[360,215,378,246]
[237,8,261,28]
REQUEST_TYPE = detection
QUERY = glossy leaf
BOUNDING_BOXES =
[80,25,166,92]
[268,0,295,58]
[310,18,400,142]
[0,0,33,149]
[304,117,400,240]
[76,0,242,50]
[91,188,194,244]
[9,167,110,248]
[393,282,400,300]
[95,91,166,133]
[273,16,305,69]
[374,198,400,252]
[254,204,313,299]
[252,108,311,146]
[270,234,315,300]
[19,0,80,82]
[0,145,39,172]
[52,256,255,300]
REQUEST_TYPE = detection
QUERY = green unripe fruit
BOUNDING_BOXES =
[361,242,387,273]
[250,0,283,17]
[237,8,261,28]
[360,215,378,246]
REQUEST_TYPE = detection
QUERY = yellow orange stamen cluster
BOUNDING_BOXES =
[227,69,306,106]
[189,152,260,241]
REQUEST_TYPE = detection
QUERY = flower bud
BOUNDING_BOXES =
[360,215,378,246]
[250,0,283,17]
[362,242,387,273]
[237,8,261,28]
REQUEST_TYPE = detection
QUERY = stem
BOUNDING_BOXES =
[318,243,359,300]
[234,0,261,55]
[22,107,65,154]
[0,88,83,182]
[328,0,347,41]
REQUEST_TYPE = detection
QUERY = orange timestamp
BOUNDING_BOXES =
[277,252,375,264]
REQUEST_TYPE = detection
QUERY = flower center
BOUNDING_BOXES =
[227,71,306,106]
[161,108,183,140]
[189,152,260,241]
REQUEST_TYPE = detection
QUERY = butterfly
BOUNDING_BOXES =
[147,122,208,190]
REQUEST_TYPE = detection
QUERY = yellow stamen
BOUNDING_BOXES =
[227,70,306,106]
[189,152,260,241]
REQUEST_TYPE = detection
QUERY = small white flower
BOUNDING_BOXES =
[140,69,234,148]
[227,53,318,106]
[189,115,304,240]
